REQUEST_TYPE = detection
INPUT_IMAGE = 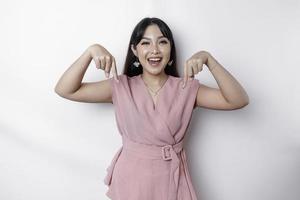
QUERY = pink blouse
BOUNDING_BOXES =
[104,74,200,200]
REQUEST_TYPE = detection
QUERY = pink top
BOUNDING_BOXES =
[104,74,200,200]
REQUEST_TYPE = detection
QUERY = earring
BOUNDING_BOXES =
[133,61,140,67]
[168,60,173,66]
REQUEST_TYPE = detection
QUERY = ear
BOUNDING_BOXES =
[131,44,138,57]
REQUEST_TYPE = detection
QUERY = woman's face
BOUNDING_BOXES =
[131,24,171,75]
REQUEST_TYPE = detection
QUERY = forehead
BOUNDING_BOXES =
[142,24,165,39]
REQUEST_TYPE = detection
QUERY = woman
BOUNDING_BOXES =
[55,17,249,200]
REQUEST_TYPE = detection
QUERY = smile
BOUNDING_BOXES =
[147,57,162,66]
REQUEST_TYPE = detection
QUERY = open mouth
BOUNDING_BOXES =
[147,57,162,66]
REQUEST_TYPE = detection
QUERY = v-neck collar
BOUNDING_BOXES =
[138,74,170,111]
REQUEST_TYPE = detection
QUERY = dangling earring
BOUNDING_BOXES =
[168,60,173,66]
[133,61,140,67]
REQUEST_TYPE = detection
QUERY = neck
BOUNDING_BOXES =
[141,72,169,87]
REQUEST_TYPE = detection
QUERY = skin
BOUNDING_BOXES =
[54,24,249,110]
[131,24,172,104]
[184,51,249,109]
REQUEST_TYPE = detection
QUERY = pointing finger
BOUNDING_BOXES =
[197,59,203,72]
[111,58,119,82]
[104,56,111,78]
[99,56,106,70]
[191,65,198,78]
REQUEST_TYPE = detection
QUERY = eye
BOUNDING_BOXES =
[160,40,168,44]
[141,41,149,45]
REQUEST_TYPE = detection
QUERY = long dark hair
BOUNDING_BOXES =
[122,17,179,77]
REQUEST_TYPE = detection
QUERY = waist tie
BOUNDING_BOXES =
[122,136,184,200]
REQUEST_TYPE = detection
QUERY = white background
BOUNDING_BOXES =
[1,0,299,200]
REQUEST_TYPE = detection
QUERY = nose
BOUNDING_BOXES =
[151,43,159,54]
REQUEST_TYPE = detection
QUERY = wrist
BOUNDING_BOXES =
[208,65,216,71]
[197,51,210,65]
[207,55,218,71]
[84,48,92,59]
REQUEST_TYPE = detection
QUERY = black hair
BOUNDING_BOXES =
[122,17,179,77]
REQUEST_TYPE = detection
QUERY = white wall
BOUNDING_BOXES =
[1,0,299,200]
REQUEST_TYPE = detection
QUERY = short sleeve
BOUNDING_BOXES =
[190,78,201,109]
[108,74,127,105]
[108,77,115,104]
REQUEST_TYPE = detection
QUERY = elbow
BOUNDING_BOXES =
[54,86,59,94]
[231,98,249,109]
[243,94,250,106]
[54,85,66,97]
[54,85,61,95]
[238,99,250,109]
[54,88,63,97]
[54,86,77,100]
[239,93,250,108]
[242,101,249,108]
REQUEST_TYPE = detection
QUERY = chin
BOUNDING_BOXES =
[144,65,166,74]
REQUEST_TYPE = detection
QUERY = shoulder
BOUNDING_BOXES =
[109,74,141,89]
[118,74,139,81]
[108,74,128,84]
[169,76,200,88]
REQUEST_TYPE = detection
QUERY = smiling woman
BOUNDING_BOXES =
[132,33,170,69]
[54,16,249,200]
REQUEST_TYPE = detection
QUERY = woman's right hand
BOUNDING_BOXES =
[87,44,119,81]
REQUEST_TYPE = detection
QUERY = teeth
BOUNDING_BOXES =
[148,58,162,61]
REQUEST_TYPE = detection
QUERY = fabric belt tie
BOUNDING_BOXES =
[122,136,184,200]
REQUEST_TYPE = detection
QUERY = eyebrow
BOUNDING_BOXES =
[142,36,167,40]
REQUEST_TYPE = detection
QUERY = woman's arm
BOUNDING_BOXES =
[54,44,118,103]
[183,51,249,110]
[54,48,92,95]
[205,52,249,107]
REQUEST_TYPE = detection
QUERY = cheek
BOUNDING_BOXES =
[160,45,171,54]
[161,49,171,58]
[136,45,147,56]
[138,49,149,58]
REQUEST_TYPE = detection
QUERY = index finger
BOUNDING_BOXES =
[182,61,188,88]
[111,58,119,82]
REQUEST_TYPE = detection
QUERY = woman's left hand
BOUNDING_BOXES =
[182,51,210,88]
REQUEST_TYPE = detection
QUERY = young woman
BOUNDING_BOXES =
[55,17,249,200]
